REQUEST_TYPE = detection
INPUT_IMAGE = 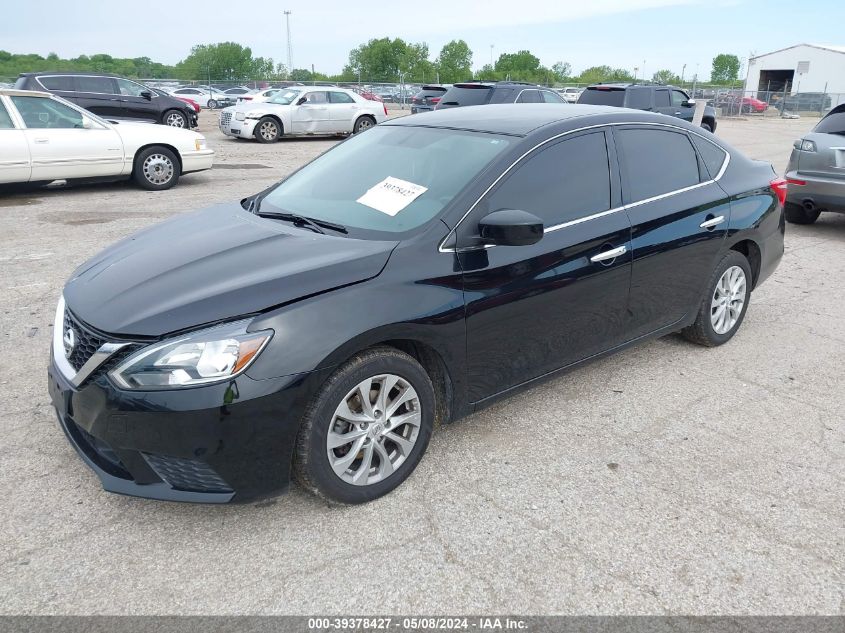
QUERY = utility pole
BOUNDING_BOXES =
[284,10,292,79]
[490,44,494,66]
[681,63,686,85]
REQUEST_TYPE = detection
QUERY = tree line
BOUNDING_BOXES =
[0,42,742,86]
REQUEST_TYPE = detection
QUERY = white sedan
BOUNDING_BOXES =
[0,89,214,190]
[169,87,232,109]
[236,88,281,104]
[219,87,388,142]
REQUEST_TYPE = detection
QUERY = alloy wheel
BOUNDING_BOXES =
[142,154,175,186]
[711,265,747,334]
[326,374,421,486]
[356,118,373,132]
[165,112,186,127]
[259,121,278,141]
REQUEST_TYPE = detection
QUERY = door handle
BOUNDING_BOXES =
[699,215,725,229]
[34,138,49,144]
[590,244,627,263]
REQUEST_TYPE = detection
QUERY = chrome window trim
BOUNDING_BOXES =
[438,120,731,253]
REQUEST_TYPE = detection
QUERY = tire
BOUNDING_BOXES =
[163,109,187,128]
[681,250,752,347]
[132,146,180,191]
[700,120,713,132]
[294,346,435,504]
[784,202,820,225]
[254,117,281,143]
[353,116,376,134]
[207,99,218,109]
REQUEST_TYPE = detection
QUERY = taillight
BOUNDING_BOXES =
[770,178,788,206]
[786,178,806,186]
[430,97,441,103]
[383,103,388,116]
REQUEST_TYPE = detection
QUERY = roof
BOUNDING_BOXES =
[0,88,51,98]
[385,103,638,136]
[750,43,845,60]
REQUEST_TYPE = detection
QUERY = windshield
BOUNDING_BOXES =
[267,89,302,105]
[259,126,512,236]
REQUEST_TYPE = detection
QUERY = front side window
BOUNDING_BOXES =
[11,96,84,129]
[259,126,512,236]
[116,78,149,97]
[76,76,117,94]
[484,132,611,226]
[617,128,700,201]
[671,90,688,107]
[303,92,328,104]
[38,76,74,91]
[329,91,355,104]
[0,102,15,128]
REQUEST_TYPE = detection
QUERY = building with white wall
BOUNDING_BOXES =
[746,44,845,95]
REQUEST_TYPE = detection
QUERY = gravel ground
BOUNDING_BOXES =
[0,110,842,615]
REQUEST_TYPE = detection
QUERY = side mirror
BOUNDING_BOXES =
[296,97,307,105]
[140,91,153,100]
[478,209,543,247]
[683,99,696,107]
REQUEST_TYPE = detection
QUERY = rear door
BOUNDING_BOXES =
[0,97,31,183]
[116,78,158,122]
[327,91,358,132]
[458,129,632,402]
[72,76,126,119]
[614,125,731,339]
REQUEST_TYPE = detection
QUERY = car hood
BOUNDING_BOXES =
[110,120,203,145]
[63,203,398,337]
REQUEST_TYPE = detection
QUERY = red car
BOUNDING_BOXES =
[175,97,201,113]
[719,94,767,114]
[351,88,383,103]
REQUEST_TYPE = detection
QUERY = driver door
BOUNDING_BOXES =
[291,91,332,134]
[11,95,124,181]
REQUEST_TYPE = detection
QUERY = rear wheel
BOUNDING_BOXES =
[163,109,187,128]
[681,250,751,347]
[207,99,218,109]
[700,120,713,132]
[254,117,281,143]
[784,202,820,224]
[353,116,376,134]
[132,146,180,191]
[294,347,435,504]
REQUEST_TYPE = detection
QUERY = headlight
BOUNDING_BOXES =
[194,138,207,151]
[235,112,246,121]
[110,320,272,390]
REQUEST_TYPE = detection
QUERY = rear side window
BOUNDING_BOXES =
[578,88,624,106]
[329,91,355,104]
[626,88,651,109]
[516,90,542,104]
[76,76,117,94]
[654,90,670,107]
[690,134,728,179]
[38,76,74,91]
[814,108,845,135]
[541,90,564,103]
[617,128,700,202]
[485,131,611,226]
[0,102,14,128]
[440,86,491,107]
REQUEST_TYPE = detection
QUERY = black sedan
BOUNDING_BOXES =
[48,105,785,504]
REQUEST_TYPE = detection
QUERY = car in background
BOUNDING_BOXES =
[219,86,388,142]
[14,72,198,128]
[578,83,718,132]
[713,92,767,114]
[410,85,447,113]
[0,89,213,190]
[558,87,582,103]
[349,87,384,103]
[47,104,784,504]
[169,87,233,109]
[782,92,832,114]
[783,104,845,224]
[150,87,200,114]
[435,81,565,109]
[223,87,252,97]
[237,88,281,104]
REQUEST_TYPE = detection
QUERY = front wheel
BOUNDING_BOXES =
[132,146,180,191]
[163,109,187,128]
[353,116,376,134]
[681,250,752,347]
[207,99,218,109]
[294,347,435,504]
[254,117,281,143]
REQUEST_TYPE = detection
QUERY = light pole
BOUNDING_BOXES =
[490,44,494,67]
[681,63,686,85]
[283,10,292,79]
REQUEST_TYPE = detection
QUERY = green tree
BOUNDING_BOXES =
[551,61,572,83]
[494,50,541,75]
[343,37,433,82]
[175,42,265,81]
[435,40,472,83]
[575,65,634,84]
[652,69,681,84]
[710,53,740,84]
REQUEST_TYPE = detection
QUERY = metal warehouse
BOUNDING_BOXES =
[746,43,845,95]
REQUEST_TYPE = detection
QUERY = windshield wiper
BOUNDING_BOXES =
[256,211,348,234]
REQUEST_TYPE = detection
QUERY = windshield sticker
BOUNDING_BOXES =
[356,177,428,216]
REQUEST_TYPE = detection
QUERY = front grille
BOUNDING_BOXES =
[142,453,232,493]
[220,111,232,127]
[63,310,107,372]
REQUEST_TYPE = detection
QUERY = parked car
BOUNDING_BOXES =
[47,104,784,504]
[223,87,252,96]
[781,92,832,114]
[151,87,200,114]
[783,104,845,224]
[15,72,198,128]
[578,83,718,132]
[410,85,447,113]
[712,92,767,115]
[350,87,384,103]
[219,86,388,142]
[558,87,582,103]
[169,87,233,109]
[237,88,281,104]
[0,89,213,190]
[435,81,565,109]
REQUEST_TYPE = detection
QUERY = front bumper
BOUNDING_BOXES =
[219,116,259,139]
[181,149,215,174]
[785,170,845,213]
[48,353,320,503]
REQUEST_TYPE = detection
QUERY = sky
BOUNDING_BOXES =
[1,0,843,80]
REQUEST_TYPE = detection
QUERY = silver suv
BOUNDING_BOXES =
[784,105,845,224]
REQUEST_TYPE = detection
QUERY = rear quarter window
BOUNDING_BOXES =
[578,88,624,106]
[690,134,728,179]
